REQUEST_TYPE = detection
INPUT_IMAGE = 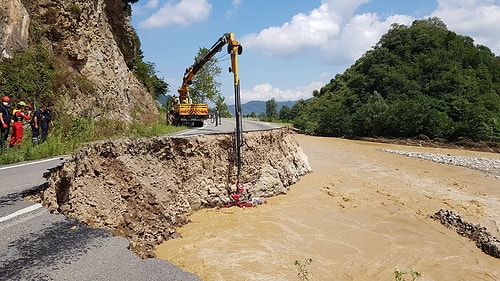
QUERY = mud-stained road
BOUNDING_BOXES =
[155,134,500,281]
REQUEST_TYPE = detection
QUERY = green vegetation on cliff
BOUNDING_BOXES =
[0,0,173,164]
[289,17,500,142]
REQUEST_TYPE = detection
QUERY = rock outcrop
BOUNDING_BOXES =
[0,0,157,123]
[0,0,29,58]
[40,128,312,257]
[431,209,500,259]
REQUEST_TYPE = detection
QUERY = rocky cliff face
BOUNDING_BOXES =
[0,0,157,122]
[39,128,312,257]
[0,0,29,58]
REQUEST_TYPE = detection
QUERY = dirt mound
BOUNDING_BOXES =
[431,209,500,259]
[40,128,311,257]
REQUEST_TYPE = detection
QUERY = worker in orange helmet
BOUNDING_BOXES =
[25,103,33,117]
[9,101,30,147]
[0,96,12,152]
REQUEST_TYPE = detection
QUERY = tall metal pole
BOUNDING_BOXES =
[227,32,243,182]
[234,81,243,179]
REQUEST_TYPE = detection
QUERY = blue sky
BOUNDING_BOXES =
[131,0,500,104]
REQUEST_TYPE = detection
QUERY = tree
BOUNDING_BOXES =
[279,105,292,121]
[133,59,169,100]
[214,95,232,117]
[352,91,388,136]
[0,45,57,105]
[264,98,278,121]
[189,47,222,104]
[245,112,257,118]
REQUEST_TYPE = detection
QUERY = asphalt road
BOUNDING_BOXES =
[170,117,282,137]
[0,119,281,281]
[0,157,201,281]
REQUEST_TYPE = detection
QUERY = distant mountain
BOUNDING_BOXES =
[229,100,297,115]
[157,94,168,105]
[158,95,298,116]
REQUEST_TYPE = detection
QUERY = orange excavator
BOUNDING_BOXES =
[167,32,243,128]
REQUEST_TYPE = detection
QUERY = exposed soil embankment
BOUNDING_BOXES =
[40,128,311,257]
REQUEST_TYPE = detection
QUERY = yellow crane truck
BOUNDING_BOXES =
[167,32,242,127]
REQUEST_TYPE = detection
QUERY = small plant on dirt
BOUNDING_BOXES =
[395,267,422,281]
[69,4,82,16]
[294,257,313,281]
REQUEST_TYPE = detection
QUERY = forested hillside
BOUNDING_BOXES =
[290,17,500,142]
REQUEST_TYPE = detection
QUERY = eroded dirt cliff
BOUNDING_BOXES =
[39,128,311,257]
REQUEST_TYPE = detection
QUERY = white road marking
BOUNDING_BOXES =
[174,124,206,136]
[0,209,46,230]
[0,203,43,223]
[0,157,63,171]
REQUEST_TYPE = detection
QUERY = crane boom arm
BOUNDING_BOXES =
[178,32,242,103]
[172,32,244,182]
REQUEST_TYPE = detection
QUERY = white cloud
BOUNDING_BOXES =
[232,0,242,8]
[242,0,500,64]
[139,0,212,28]
[322,13,413,64]
[226,0,243,18]
[146,0,160,9]
[432,0,500,54]
[241,3,341,57]
[241,0,413,64]
[241,81,324,103]
[131,0,160,14]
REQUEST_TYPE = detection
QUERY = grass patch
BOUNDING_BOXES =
[0,112,184,165]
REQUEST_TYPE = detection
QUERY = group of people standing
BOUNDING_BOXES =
[0,95,53,152]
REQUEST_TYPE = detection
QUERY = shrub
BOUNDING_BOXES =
[69,4,82,16]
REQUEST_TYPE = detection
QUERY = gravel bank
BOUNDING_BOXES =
[382,149,500,178]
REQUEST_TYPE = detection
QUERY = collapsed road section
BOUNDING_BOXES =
[37,127,311,257]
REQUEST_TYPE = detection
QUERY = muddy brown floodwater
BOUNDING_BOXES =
[155,134,500,281]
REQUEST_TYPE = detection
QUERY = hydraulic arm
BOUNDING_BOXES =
[174,32,244,180]
[178,33,242,104]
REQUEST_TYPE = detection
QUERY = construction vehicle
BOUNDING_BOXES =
[168,32,246,204]
[167,32,243,127]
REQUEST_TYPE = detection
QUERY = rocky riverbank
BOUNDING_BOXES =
[382,149,500,178]
[431,209,500,259]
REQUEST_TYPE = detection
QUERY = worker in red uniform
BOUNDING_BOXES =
[9,101,30,147]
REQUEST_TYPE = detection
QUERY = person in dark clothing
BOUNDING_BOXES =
[0,96,12,153]
[30,106,42,145]
[40,103,53,143]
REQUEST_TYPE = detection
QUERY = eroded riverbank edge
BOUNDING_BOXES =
[36,127,312,257]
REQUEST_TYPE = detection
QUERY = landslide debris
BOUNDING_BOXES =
[39,128,311,257]
[431,209,500,259]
